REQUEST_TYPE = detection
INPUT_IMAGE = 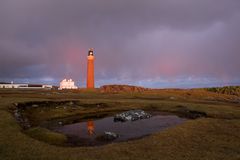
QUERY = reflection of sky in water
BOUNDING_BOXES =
[54,115,186,142]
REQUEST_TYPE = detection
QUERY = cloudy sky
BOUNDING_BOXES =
[0,0,240,88]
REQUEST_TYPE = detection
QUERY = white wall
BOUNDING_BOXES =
[59,79,78,89]
[0,84,52,89]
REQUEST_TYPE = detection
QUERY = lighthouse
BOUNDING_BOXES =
[87,48,95,88]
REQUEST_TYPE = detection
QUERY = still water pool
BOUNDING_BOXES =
[52,114,186,146]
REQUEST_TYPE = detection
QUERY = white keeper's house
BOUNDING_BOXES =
[59,79,78,90]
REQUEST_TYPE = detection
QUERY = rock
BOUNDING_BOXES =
[32,104,39,107]
[68,101,74,105]
[96,132,119,141]
[102,132,119,141]
[100,85,149,93]
[14,111,21,119]
[13,109,31,129]
[170,97,175,100]
[114,110,152,122]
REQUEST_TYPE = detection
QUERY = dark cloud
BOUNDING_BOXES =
[0,0,240,87]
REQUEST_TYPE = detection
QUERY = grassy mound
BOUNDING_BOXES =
[25,127,67,145]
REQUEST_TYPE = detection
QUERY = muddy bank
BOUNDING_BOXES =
[9,101,208,130]
[9,101,111,129]
[8,100,209,147]
[174,105,207,119]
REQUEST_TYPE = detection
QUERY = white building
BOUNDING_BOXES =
[0,83,28,88]
[59,79,78,90]
[0,82,52,89]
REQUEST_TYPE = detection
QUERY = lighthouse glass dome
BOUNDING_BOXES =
[88,49,94,56]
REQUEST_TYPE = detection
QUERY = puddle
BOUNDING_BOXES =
[51,114,186,146]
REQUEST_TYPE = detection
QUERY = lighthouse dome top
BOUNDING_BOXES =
[88,48,94,56]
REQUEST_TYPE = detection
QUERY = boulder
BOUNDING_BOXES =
[100,85,149,93]
[96,132,119,141]
[114,110,152,122]
[103,132,119,140]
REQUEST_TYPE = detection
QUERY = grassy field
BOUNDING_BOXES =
[0,88,240,160]
[206,86,240,96]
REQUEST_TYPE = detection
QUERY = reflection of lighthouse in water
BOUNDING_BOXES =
[87,120,95,136]
[87,48,95,88]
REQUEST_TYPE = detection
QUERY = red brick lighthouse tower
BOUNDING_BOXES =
[87,48,95,88]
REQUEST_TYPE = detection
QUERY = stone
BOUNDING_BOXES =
[100,85,149,93]
[68,101,74,105]
[32,104,39,107]
[114,110,152,122]
[103,132,119,140]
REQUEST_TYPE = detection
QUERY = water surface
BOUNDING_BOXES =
[53,114,186,146]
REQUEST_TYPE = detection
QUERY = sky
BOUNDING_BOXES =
[0,0,240,88]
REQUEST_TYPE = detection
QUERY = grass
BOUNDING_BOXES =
[0,88,240,160]
[25,127,67,145]
[206,86,240,96]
